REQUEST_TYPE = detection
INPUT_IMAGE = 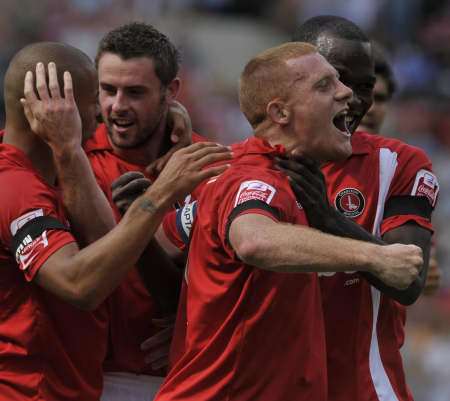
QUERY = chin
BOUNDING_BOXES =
[324,143,352,162]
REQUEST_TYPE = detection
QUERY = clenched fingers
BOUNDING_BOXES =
[111,171,147,191]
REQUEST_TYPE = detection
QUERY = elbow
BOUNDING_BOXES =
[233,237,267,268]
[66,286,104,311]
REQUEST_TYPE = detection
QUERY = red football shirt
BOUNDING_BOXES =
[84,123,206,375]
[156,137,327,401]
[0,143,108,401]
[321,131,437,401]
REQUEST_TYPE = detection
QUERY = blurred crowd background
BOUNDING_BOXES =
[1,0,449,399]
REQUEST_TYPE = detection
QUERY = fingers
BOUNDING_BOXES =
[141,326,173,350]
[178,142,229,156]
[190,144,231,162]
[112,178,151,200]
[23,71,38,104]
[146,144,183,176]
[63,71,75,105]
[20,98,34,126]
[168,100,192,145]
[191,148,233,171]
[48,62,61,99]
[111,171,146,191]
[276,157,324,184]
[35,62,50,101]
[195,163,230,182]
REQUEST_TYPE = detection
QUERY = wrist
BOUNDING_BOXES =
[51,141,82,161]
[362,243,384,275]
[143,185,173,213]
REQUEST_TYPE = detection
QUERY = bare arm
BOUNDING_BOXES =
[228,213,422,289]
[33,142,232,310]
[277,156,432,305]
[21,62,115,246]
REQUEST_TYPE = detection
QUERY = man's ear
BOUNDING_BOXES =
[166,77,181,101]
[267,99,290,125]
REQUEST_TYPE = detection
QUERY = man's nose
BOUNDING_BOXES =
[111,91,128,113]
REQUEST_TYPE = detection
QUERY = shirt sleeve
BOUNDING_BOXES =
[220,176,297,246]
[0,170,76,281]
[381,146,438,235]
[162,202,198,252]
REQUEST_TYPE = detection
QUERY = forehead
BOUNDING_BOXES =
[97,52,159,86]
[285,52,336,83]
[316,34,374,79]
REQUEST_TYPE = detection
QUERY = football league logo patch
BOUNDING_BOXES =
[411,169,439,207]
[335,188,365,218]
[235,180,277,206]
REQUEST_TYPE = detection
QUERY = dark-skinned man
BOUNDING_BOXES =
[0,41,230,401]
[275,15,438,401]
[154,42,423,401]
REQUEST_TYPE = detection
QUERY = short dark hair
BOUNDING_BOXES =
[372,41,396,98]
[292,15,369,44]
[95,22,180,86]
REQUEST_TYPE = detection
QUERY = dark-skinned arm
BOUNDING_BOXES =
[276,156,432,305]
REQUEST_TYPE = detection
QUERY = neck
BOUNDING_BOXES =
[109,116,170,166]
[254,122,293,152]
[4,122,57,185]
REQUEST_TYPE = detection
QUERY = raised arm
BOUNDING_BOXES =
[21,62,115,246]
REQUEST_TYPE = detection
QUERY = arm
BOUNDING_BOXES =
[228,213,422,290]
[33,142,232,310]
[276,156,430,304]
[22,62,115,246]
[136,239,182,315]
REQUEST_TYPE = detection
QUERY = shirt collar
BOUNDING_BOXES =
[83,123,113,154]
[234,136,286,158]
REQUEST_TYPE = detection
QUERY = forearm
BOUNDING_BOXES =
[52,145,115,246]
[231,215,378,274]
[137,240,182,315]
[58,190,171,310]
[321,208,384,244]
[323,212,429,305]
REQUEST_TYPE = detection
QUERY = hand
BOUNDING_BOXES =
[141,316,175,371]
[275,155,334,230]
[148,142,232,208]
[20,62,82,155]
[372,243,423,289]
[111,172,152,215]
[423,255,441,296]
[146,101,192,176]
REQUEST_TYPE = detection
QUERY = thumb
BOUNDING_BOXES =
[20,98,36,129]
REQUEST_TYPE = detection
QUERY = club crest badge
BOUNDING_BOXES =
[335,188,365,218]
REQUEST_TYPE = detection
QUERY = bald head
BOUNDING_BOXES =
[4,42,97,133]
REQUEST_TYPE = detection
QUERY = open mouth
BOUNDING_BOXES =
[111,118,134,129]
[332,111,352,137]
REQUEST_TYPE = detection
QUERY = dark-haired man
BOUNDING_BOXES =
[280,15,438,401]
[0,41,229,401]
[84,23,203,399]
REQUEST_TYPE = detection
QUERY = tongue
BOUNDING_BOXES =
[333,115,347,132]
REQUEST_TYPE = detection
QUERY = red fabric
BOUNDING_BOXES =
[320,130,436,401]
[156,137,327,401]
[0,143,108,401]
[84,124,208,375]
